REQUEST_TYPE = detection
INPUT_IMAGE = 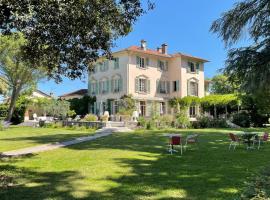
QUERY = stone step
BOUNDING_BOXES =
[106,121,125,127]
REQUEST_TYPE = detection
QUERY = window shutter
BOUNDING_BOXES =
[119,78,123,92]
[156,79,160,93]
[99,81,102,94]
[176,80,180,91]
[158,60,161,70]
[95,82,99,95]
[111,79,114,92]
[187,81,190,96]
[114,58,119,69]
[165,61,169,71]
[106,79,110,93]
[187,62,191,73]
[135,78,139,92]
[136,56,140,68]
[146,58,149,66]
[147,79,150,93]
[146,101,152,117]
[196,63,200,74]
[166,81,170,94]
[93,102,97,114]
[105,60,109,70]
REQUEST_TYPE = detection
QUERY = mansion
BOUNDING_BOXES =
[88,40,209,118]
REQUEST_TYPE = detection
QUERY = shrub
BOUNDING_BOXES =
[232,112,251,128]
[175,112,190,128]
[197,116,212,128]
[211,118,228,128]
[159,115,174,128]
[83,114,98,122]
[138,116,147,127]
[241,167,270,199]
[100,115,109,122]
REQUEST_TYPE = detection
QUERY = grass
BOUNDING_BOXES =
[0,127,270,199]
[0,126,96,152]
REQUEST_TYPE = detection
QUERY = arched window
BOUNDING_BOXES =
[99,77,109,94]
[90,78,98,95]
[187,78,199,96]
[135,75,150,93]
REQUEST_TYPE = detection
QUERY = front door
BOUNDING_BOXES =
[139,101,146,116]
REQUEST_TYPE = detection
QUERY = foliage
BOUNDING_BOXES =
[100,115,109,122]
[241,167,270,200]
[159,115,174,128]
[0,103,8,119]
[83,114,98,122]
[138,116,147,128]
[179,96,200,108]
[68,95,95,116]
[0,1,153,81]
[117,94,136,116]
[196,116,229,128]
[0,33,44,121]
[211,0,270,109]
[30,98,71,119]
[232,112,251,128]
[67,110,76,118]
[210,74,238,94]
[175,111,190,128]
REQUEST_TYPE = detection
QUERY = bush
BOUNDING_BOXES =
[196,116,229,128]
[83,114,98,122]
[241,167,270,199]
[175,112,190,128]
[211,118,228,128]
[159,115,174,128]
[196,116,212,128]
[232,112,251,127]
[138,116,147,127]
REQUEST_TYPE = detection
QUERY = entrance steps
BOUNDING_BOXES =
[105,121,125,127]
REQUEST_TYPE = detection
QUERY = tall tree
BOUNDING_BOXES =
[210,0,270,98]
[0,0,153,82]
[210,74,238,94]
[0,33,44,121]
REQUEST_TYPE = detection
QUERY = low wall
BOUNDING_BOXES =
[62,121,106,129]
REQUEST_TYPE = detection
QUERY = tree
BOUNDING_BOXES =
[0,33,44,121]
[210,74,238,94]
[0,0,153,81]
[68,95,96,116]
[210,0,270,101]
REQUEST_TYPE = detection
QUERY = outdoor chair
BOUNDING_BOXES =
[228,133,241,150]
[184,134,199,151]
[253,132,269,149]
[168,136,183,155]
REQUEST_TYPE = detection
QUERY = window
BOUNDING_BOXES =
[90,81,98,95]
[139,101,146,116]
[158,60,168,71]
[99,79,109,94]
[139,78,146,92]
[114,58,119,69]
[188,81,198,96]
[112,77,122,93]
[189,106,196,117]
[100,61,109,72]
[135,76,150,93]
[172,80,179,92]
[156,80,170,94]
[136,56,149,69]
[188,62,195,73]
[160,102,166,115]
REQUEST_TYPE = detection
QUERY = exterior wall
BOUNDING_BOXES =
[88,49,207,118]
[127,52,170,100]
[60,94,84,100]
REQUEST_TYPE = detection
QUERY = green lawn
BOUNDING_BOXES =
[0,128,270,200]
[0,126,95,152]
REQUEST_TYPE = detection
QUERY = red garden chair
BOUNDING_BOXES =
[229,133,241,150]
[168,136,183,155]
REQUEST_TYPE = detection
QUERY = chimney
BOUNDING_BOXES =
[140,40,147,50]
[161,43,168,54]
[157,47,162,53]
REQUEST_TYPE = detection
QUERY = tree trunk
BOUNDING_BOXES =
[6,86,21,122]
[214,105,217,118]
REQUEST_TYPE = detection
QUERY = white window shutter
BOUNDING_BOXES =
[136,56,140,67]
[196,63,200,74]
[147,79,150,93]
[135,78,139,92]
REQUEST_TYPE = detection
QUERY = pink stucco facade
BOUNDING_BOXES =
[88,41,208,117]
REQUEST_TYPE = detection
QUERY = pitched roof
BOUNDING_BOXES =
[35,90,52,98]
[59,89,88,97]
[120,46,209,62]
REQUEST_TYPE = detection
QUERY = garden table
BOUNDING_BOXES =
[240,132,258,150]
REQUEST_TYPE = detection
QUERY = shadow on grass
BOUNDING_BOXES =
[1,130,269,199]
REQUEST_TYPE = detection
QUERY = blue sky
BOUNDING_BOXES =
[38,0,241,96]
